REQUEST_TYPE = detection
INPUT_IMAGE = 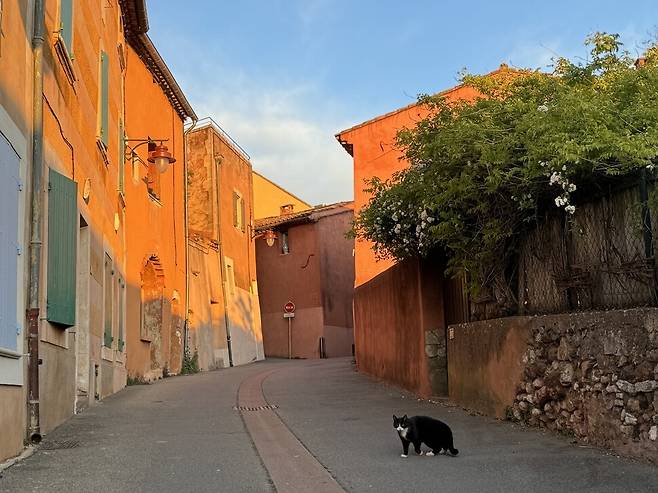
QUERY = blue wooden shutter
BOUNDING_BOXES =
[47,169,77,327]
[99,51,109,146]
[0,135,19,351]
[60,0,74,56]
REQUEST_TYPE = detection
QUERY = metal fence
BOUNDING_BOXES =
[517,181,658,315]
[462,177,658,321]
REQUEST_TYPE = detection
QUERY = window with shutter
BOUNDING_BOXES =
[0,133,19,351]
[233,191,239,228]
[103,254,113,347]
[59,0,74,56]
[240,196,246,233]
[47,169,77,327]
[117,276,125,352]
[99,51,109,147]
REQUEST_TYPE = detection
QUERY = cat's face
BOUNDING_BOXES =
[393,414,408,432]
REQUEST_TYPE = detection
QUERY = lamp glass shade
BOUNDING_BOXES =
[155,156,169,173]
[264,230,276,247]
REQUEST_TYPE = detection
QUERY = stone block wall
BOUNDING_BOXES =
[508,309,658,463]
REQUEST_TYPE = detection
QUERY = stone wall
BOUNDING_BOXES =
[507,309,658,463]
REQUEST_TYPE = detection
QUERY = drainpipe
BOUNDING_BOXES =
[212,134,233,367]
[27,0,45,444]
[182,117,198,359]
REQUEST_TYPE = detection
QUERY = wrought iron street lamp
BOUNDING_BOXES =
[123,138,176,173]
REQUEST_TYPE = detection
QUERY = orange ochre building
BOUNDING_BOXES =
[335,67,511,397]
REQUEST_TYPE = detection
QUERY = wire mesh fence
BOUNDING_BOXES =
[465,176,658,320]
[517,180,658,316]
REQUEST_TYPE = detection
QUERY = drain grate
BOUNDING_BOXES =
[39,439,80,450]
[234,404,279,412]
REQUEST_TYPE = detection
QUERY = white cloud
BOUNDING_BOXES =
[506,41,564,71]
[180,63,354,206]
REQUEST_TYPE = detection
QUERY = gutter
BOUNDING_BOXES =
[27,0,45,444]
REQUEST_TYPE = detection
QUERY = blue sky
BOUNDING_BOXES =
[147,1,657,205]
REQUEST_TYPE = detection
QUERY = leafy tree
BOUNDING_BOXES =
[353,33,658,306]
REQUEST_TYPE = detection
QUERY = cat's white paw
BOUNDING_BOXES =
[400,454,408,458]
[426,451,435,456]
[417,451,424,455]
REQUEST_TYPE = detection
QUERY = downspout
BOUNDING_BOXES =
[213,136,233,367]
[27,0,45,444]
[182,117,198,359]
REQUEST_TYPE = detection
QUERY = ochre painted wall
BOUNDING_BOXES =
[0,0,31,462]
[252,171,311,219]
[124,46,186,380]
[337,85,480,288]
[37,0,127,434]
[186,125,263,368]
[256,207,355,359]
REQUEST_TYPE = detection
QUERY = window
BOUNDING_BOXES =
[98,50,109,148]
[47,169,78,327]
[280,231,290,255]
[59,0,74,56]
[233,191,245,232]
[103,254,113,347]
[0,133,19,352]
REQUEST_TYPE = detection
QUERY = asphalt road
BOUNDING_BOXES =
[2,358,657,492]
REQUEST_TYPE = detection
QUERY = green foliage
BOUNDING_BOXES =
[126,374,146,386]
[181,350,200,375]
[353,33,658,298]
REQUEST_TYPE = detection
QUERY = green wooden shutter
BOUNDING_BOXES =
[103,254,113,347]
[240,197,246,232]
[99,51,109,147]
[117,277,125,352]
[60,0,74,56]
[47,169,77,326]
[233,192,239,228]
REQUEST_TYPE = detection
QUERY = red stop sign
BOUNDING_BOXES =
[284,301,295,313]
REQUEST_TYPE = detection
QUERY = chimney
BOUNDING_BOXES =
[280,204,294,215]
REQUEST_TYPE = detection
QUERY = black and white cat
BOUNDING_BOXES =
[393,414,459,458]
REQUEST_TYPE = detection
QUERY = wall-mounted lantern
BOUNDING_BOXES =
[124,138,176,173]
[252,229,277,247]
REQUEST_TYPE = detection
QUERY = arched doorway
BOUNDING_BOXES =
[141,255,165,372]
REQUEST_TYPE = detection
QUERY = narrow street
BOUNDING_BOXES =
[2,358,657,493]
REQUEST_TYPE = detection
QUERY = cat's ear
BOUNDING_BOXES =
[402,414,408,420]
[393,414,397,420]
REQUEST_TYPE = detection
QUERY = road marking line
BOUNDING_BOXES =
[238,368,346,493]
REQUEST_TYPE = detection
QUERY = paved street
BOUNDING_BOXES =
[2,358,657,493]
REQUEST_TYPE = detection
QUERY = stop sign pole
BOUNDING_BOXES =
[284,301,295,359]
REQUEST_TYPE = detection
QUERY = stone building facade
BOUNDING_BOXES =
[186,120,264,370]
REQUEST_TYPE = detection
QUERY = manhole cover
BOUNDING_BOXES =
[234,405,279,412]
[39,440,80,450]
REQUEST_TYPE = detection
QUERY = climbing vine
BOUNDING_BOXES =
[353,33,658,301]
